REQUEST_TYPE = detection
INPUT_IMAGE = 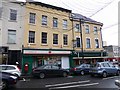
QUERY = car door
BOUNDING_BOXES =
[51,65,60,76]
[108,63,117,74]
[43,65,53,76]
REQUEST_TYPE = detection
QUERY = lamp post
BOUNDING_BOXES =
[79,19,84,61]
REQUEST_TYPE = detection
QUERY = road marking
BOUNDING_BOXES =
[45,80,90,87]
[103,76,120,80]
[49,83,99,89]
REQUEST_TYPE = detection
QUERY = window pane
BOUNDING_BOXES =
[53,17,58,27]
[29,31,35,43]
[63,20,67,29]
[85,25,89,34]
[42,15,47,25]
[86,38,90,48]
[42,32,47,44]
[53,34,58,44]
[76,37,81,47]
[8,30,16,44]
[63,34,68,45]
[29,13,36,24]
[10,9,17,21]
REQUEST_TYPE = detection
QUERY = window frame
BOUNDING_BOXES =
[75,24,80,32]
[10,9,17,21]
[94,26,98,34]
[76,37,81,48]
[95,38,99,48]
[8,29,16,44]
[53,34,58,45]
[63,19,67,29]
[63,34,68,45]
[53,17,58,28]
[85,25,90,34]
[41,32,47,44]
[42,15,47,26]
[29,12,36,24]
[28,31,35,43]
[86,38,91,48]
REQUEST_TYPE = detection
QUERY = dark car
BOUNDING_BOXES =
[0,72,18,90]
[70,64,91,75]
[32,64,69,79]
[90,62,120,78]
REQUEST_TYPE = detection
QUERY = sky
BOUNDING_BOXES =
[18,0,119,46]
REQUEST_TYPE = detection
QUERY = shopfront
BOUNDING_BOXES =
[22,49,71,75]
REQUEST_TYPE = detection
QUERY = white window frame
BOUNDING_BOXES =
[85,25,90,34]
[63,34,68,45]
[29,12,36,24]
[53,17,58,28]
[8,30,16,44]
[94,26,98,34]
[86,37,91,48]
[42,15,47,26]
[10,9,17,21]
[28,31,35,43]
[63,19,67,29]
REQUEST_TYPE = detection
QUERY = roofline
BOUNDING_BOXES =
[27,2,72,13]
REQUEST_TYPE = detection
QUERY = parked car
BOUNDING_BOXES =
[89,62,120,78]
[115,80,120,89]
[0,72,18,90]
[32,64,69,79]
[70,64,91,75]
[0,65,21,77]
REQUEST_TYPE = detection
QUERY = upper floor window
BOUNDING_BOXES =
[10,9,17,21]
[76,37,81,48]
[41,32,47,44]
[75,24,80,32]
[63,34,68,45]
[8,30,16,44]
[94,27,98,34]
[53,34,58,45]
[63,19,67,29]
[29,13,36,24]
[95,39,99,48]
[85,25,89,34]
[53,17,58,28]
[29,31,35,43]
[86,38,91,48]
[42,15,47,26]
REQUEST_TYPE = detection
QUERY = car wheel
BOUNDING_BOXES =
[102,72,107,78]
[63,72,68,77]
[1,80,7,90]
[39,73,45,79]
[116,70,120,76]
[80,71,85,75]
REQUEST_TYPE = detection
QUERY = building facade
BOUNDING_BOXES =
[0,1,25,65]
[22,2,73,74]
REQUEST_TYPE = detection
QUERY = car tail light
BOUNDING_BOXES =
[72,68,77,71]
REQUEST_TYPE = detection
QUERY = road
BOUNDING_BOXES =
[9,75,120,90]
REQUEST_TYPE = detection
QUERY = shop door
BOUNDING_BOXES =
[61,57,70,69]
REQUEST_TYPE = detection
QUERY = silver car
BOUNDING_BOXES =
[0,65,21,77]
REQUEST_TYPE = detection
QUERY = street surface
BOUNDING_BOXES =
[9,75,120,90]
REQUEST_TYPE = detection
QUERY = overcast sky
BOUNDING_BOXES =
[18,0,119,46]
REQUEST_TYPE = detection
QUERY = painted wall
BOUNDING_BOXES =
[23,3,73,50]
[1,1,25,50]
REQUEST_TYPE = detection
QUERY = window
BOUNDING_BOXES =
[63,34,68,45]
[10,9,17,21]
[85,25,89,34]
[53,17,58,28]
[76,37,81,48]
[42,15,47,26]
[102,63,110,67]
[53,34,58,44]
[75,24,80,32]
[29,13,36,24]
[86,38,91,48]
[63,20,67,29]
[29,31,35,43]
[8,30,16,44]
[94,27,98,34]
[41,32,47,44]
[95,39,99,48]
[7,66,16,70]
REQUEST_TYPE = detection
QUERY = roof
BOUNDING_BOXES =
[71,13,103,26]
[27,1,72,13]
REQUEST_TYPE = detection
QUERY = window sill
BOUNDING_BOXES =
[63,45,68,47]
[52,27,58,29]
[53,44,59,47]
[7,43,16,44]
[63,28,68,30]
[8,20,17,22]
[41,44,48,46]
[41,25,48,28]
[28,43,36,45]
[29,23,36,26]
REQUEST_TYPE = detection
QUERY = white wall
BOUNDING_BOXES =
[1,1,25,50]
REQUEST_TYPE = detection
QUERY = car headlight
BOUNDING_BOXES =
[10,76,17,79]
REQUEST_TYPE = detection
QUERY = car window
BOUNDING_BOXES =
[7,66,16,70]
[0,66,7,70]
[43,65,51,69]
[51,65,59,69]
[102,63,110,67]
